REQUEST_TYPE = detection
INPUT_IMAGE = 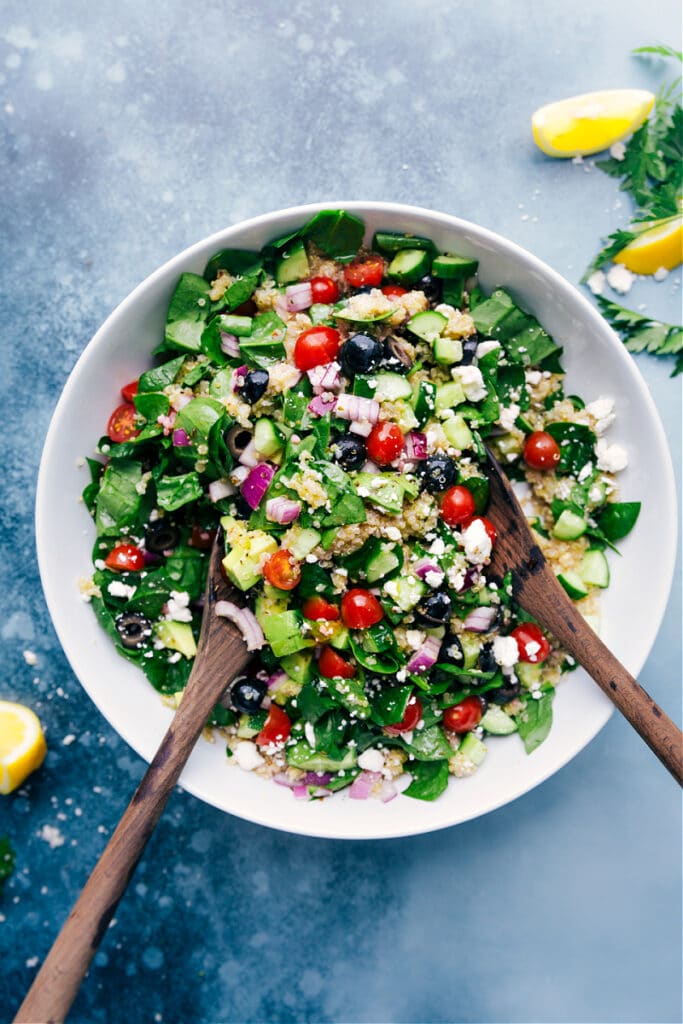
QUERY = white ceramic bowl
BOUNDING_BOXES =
[36,202,677,839]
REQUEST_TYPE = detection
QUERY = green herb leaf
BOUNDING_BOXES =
[404,759,450,801]
[516,690,554,754]
[596,296,683,375]
[595,501,641,541]
[0,836,16,900]
[156,472,204,511]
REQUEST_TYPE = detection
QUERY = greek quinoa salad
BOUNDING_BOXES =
[79,210,641,804]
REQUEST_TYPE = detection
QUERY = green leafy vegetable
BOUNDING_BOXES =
[0,836,16,900]
[156,472,204,511]
[404,760,450,801]
[545,422,597,476]
[596,296,682,376]
[516,691,555,754]
[594,501,641,541]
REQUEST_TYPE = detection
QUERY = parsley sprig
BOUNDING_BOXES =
[596,297,683,376]
[0,835,16,900]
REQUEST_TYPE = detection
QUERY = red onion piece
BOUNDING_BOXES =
[293,785,310,800]
[274,294,290,320]
[349,420,373,437]
[405,431,428,460]
[172,428,191,447]
[274,773,298,788]
[143,550,162,566]
[238,439,259,467]
[231,365,249,392]
[156,411,177,435]
[208,478,236,503]
[463,606,497,633]
[461,567,480,591]
[380,779,398,803]
[214,601,265,650]
[266,496,301,524]
[303,772,333,786]
[267,670,289,691]
[349,770,382,800]
[335,393,380,424]
[229,464,250,485]
[412,557,444,582]
[285,282,313,312]
[307,361,342,394]
[308,394,337,417]
[407,635,442,673]
[176,393,193,410]
[220,331,240,357]
[241,463,275,509]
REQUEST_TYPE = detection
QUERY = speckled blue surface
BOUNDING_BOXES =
[1,3,681,1022]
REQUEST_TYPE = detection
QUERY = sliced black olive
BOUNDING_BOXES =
[478,641,498,673]
[115,612,153,651]
[489,677,522,704]
[231,495,252,520]
[331,435,367,471]
[440,633,464,666]
[230,675,268,713]
[239,369,269,405]
[380,337,413,374]
[415,591,452,626]
[339,333,384,377]
[226,424,253,458]
[416,274,442,304]
[145,520,180,554]
[460,336,480,366]
[418,454,458,494]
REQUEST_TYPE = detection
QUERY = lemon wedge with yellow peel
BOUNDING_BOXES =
[613,215,683,275]
[0,700,47,794]
[532,89,655,157]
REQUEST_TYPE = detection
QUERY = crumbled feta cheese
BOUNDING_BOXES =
[493,635,519,669]
[384,526,402,541]
[452,365,487,402]
[166,590,192,622]
[38,825,65,849]
[606,264,635,295]
[653,266,669,282]
[428,537,446,556]
[234,741,265,771]
[304,722,316,748]
[578,461,593,483]
[586,397,615,435]
[462,518,492,564]
[498,403,520,432]
[107,581,137,600]
[609,141,626,161]
[405,629,426,650]
[424,569,445,588]
[23,649,38,666]
[586,270,606,296]
[525,370,542,386]
[524,640,542,662]
[476,340,501,358]
[358,748,384,773]
[596,439,628,473]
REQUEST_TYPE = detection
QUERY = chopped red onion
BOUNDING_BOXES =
[266,496,301,524]
[349,420,373,437]
[274,772,299,788]
[238,438,259,467]
[229,464,250,485]
[267,670,289,691]
[176,393,193,410]
[407,635,442,673]
[231,365,249,392]
[380,780,398,803]
[303,772,333,786]
[308,394,337,417]
[307,361,342,394]
[274,294,290,320]
[461,567,480,591]
[143,550,161,566]
[335,393,380,424]
[285,281,313,312]
[214,601,265,650]
[412,557,444,583]
[220,331,240,357]
[405,431,428,460]
[293,785,310,800]
[463,606,498,633]
[208,478,236,503]
[172,428,191,447]
[349,770,382,800]
[241,463,275,509]
[156,411,177,435]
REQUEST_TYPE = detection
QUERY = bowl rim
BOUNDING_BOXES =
[35,200,678,839]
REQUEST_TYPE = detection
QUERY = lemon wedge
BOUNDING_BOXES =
[0,700,47,794]
[532,89,655,157]
[613,215,683,275]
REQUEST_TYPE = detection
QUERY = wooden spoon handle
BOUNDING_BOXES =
[14,628,251,1024]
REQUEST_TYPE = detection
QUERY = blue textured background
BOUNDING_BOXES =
[1,2,681,1022]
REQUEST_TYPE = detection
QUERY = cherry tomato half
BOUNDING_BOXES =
[381,284,407,298]
[384,695,423,735]
[366,422,404,466]
[293,326,341,371]
[343,255,385,289]
[107,403,139,443]
[440,485,476,527]
[309,276,340,304]
[121,380,139,403]
[302,597,340,621]
[256,704,291,747]
[263,549,301,590]
[318,646,355,679]
[511,622,551,664]
[442,696,484,734]
[523,431,561,470]
[341,589,384,629]
[105,543,145,572]
[464,515,497,546]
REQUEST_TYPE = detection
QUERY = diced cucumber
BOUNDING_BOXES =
[516,662,543,690]
[254,417,284,459]
[237,712,267,739]
[579,549,610,588]
[286,741,357,773]
[556,570,589,600]
[431,254,479,279]
[435,380,466,413]
[460,633,482,670]
[309,302,333,324]
[280,651,314,686]
[412,380,437,427]
[383,575,426,611]
[442,278,464,308]
[406,310,447,342]
[373,231,436,254]
[366,543,402,584]
[275,239,310,285]
[433,336,463,365]
[493,434,522,459]
[255,586,289,625]
[552,509,587,540]
[219,314,253,337]
[387,248,432,285]
[329,627,351,651]
[480,706,518,735]
[514,413,534,434]
[285,526,321,560]
[458,732,487,765]
[442,414,474,450]
[372,372,413,402]
[261,611,316,657]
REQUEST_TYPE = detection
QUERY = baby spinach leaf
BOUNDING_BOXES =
[138,355,186,393]
[203,248,261,282]
[404,759,450,801]
[369,684,413,726]
[401,725,453,761]
[516,690,554,754]
[545,421,596,476]
[595,501,641,541]
[156,472,204,511]
[95,459,144,535]
[165,273,213,353]
[302,209,365,259]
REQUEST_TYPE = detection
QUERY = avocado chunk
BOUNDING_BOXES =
[154,620,197,659]
[222,530,278,591]
[262,611,316,657]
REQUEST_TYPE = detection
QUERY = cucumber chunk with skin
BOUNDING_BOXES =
[276,240,310,285]
[556,569,589,600]
[407,310,448,342]
[372,372,413,402]
[431,254,479,279]
[579,549,610,588]
[387,248,432,285]
[480,706,518,735]
[552,509,587,540]
[433,336,463,365]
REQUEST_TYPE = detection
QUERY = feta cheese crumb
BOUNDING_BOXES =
[606,264,635,295]
[234,741,265,772]
[609,141,626,161]
[578,461,593,483]
[107,581,137,600]
[498,403,520,432]
[304,722,316,748]
[586,270,606,296]
[405,629,426,650]
[452,365,487,402]
[166,590,192,622]
[358,748,384,773]
[38,825,65,849]
[493,635,519,669]
[23,649,38,666]
[476,340,501,358]
[653,266,669,282]
[585,397,615,435]
[462,518,492,564]
[62,734,76,746]
[596,439,628,473]
[424,569,445,588]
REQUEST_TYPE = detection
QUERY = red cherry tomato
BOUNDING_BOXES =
[366,422,404,466]
[511,622,551,664]
[256,704,291,747]
[343,255,385,289]
[293,326,341,371]
[121,380,139,403]
[309,276,340,304]
[341,589,384,629]
[464,515,497,546]
[523,431,561,470]
[107,403,139,443]
[440,485,476,527]
[263,549,301,590]
[442,696,484,733]
[302,597,340,621]
[105,543,145,572]
[384,695,423,735]
[188,525,216,550]
[318,646,355,679]
[381,284,407,297]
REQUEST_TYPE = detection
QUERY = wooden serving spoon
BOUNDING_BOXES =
[15,532,253,1024]
[484,448,682,785]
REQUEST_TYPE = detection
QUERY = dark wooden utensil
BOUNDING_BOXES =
[484,448,682,785]
[16,532,253,1024]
